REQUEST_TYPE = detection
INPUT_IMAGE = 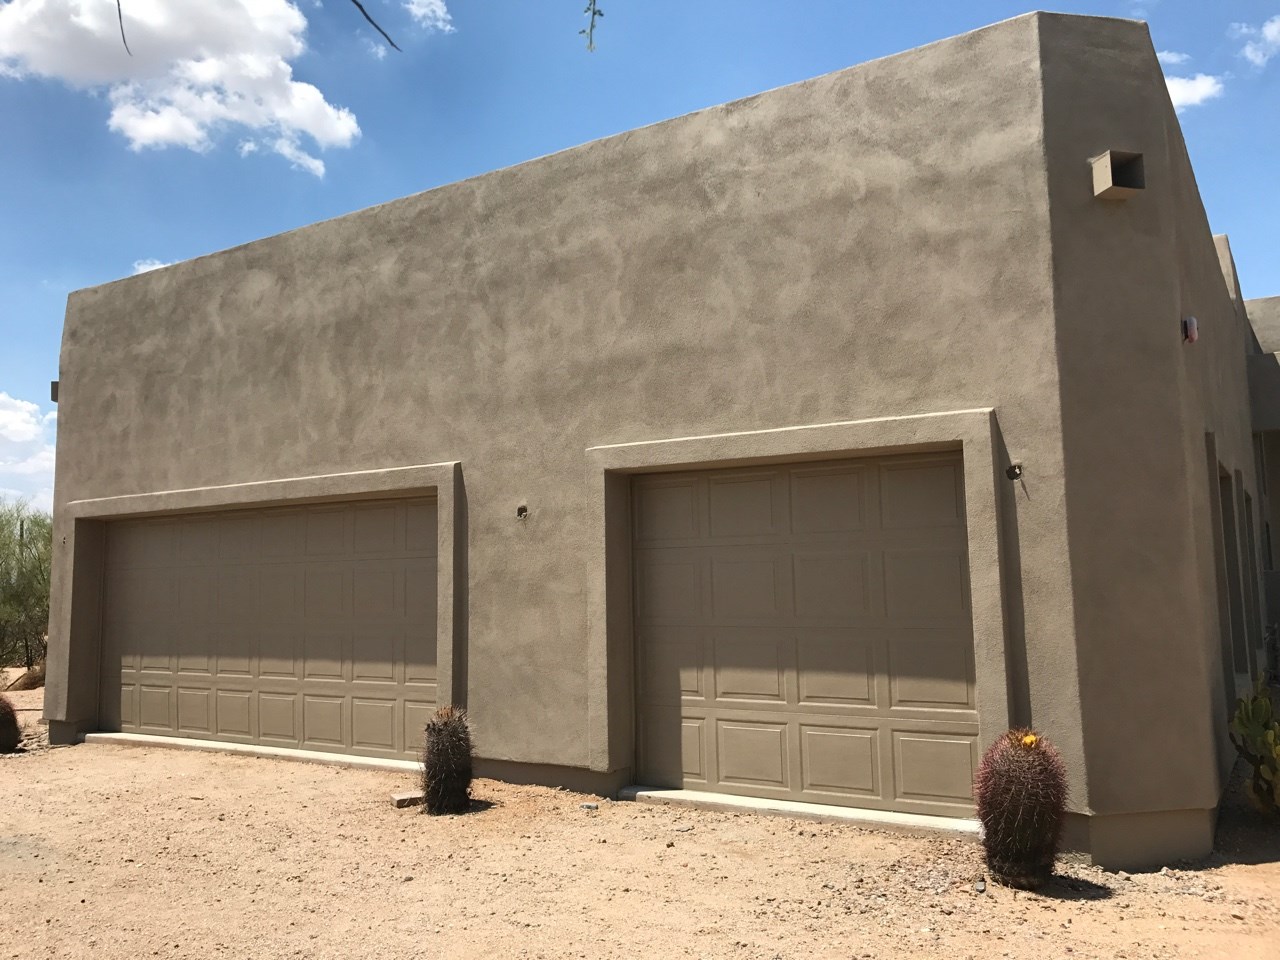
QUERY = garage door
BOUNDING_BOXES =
[633,454,979,816]
[99,498,438,760]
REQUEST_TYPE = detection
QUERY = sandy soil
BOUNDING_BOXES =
[1,667,47,753]
[1,690,1277,959]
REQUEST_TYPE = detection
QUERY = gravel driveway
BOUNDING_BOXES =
[1,735,1276,960]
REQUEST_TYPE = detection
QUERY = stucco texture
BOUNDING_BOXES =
[45,12,1268,867]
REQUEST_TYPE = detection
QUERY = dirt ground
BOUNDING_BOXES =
[1,685,1277,960]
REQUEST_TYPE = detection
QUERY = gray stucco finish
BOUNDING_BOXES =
[45,13,1272,867]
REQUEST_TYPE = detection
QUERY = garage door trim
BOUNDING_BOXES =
[55,461,466,736]
[585,409,1011,776]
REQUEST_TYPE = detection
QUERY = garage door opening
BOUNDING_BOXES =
[100,497,439,760]
[632,453,979,817]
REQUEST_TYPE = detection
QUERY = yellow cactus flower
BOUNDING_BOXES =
[1021,733,1039,748]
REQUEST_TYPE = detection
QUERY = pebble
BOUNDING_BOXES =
[580,803,598,811]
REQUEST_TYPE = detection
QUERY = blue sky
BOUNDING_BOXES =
[1,0,1278,510]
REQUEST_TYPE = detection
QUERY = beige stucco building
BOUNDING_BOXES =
[44,12,1278,868]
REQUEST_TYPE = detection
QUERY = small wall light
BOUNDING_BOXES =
[1183,316,1199,344]
[516,505,529,521]
[1006,463,1023,481]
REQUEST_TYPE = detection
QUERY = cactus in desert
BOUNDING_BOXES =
[421,705,474,815]
[1230,679,1280,814]
[0,694,19,753]
[973,729,1068,889]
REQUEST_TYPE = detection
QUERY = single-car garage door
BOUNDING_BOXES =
[633,453,979,817]
[99,497,438,760]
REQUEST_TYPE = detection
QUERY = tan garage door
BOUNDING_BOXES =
[634,454,979,817]
[100,498,438,760]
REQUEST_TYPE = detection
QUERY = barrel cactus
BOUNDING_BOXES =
[0,694,19,753]
[421,705,473,815]
[974,729,1068,889]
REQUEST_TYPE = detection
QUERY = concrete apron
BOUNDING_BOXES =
[84,733,980,840]
[619,785,982,840]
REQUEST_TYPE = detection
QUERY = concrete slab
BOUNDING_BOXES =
[619,786,982,840]
[392,790,425,809]
[82,733,421,774]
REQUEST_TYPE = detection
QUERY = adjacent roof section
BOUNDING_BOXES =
[1248,297,1280,354]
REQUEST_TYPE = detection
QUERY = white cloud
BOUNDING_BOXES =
[1237,15,1280,67]
[404,0,454,33]
[0,0,358,176]
[0,394,55,512]
[132,258,172,274]
[238,139,259,156]
[1157,50,1191,66]
[362,37,388,61]
[1165,73,1226,110]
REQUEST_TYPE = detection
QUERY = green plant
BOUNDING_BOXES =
[421,705,473,815]
[0,693,19,753]
[1229,679,1280,813]
[973,729,1068,890]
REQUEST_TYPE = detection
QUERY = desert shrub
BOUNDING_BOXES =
[1230,680,1280,813]
[421,705,473,815]
[0,693,18,753]
[973,729,1068,889]
[6,661,44,692]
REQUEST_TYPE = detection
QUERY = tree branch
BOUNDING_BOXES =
[116,0,131,57]
[348,0,402,53]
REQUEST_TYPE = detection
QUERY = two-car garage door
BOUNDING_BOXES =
[633,453,979,817]
[99,498,438,761]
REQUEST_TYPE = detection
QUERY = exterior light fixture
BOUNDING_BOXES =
[1006,464,1023,481]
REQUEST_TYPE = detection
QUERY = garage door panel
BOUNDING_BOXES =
[710,553,782,619]
[892,731,978,807]
[889,631,975,709]
[215,628,254,677]
[793,550,872,619]
[177,686,213,734]
[305,508,351,557]
[634,478,700,543]
[215,690,252,737]
[101,497,438,759]
[176,625,213,675]
[403,558,438,622]
[259,567,303,621]
[352,698,397,752]
[883,549,969,620]
[708,473,781,539]
[637,556,704,621]
[711,628,788,703]
[880,460,964,529]
[352,626,398,683]
[635,454,978,816]
[259,692,299,743]
[304,565,349,619]
[260,511,305,558]
[796,634,875,706]
[800,724,880,798]
[258,624,300,679]
[790,466,868,535]
[303,696,346,749]
[638,628,705,704]
[138,685,174,731]
[354,502,401,554]
[716,720,789,789]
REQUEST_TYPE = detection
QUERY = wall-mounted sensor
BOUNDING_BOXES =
[1183,316,1199,344]
[1091,150,1145,200]
[516,505,529,521]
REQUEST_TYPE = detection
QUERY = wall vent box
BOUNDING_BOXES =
[1091,150,1145,200]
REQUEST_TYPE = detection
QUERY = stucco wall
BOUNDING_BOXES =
[49,12,1076,776]
[1039,14,1260,857]
[46,13,1261,864]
